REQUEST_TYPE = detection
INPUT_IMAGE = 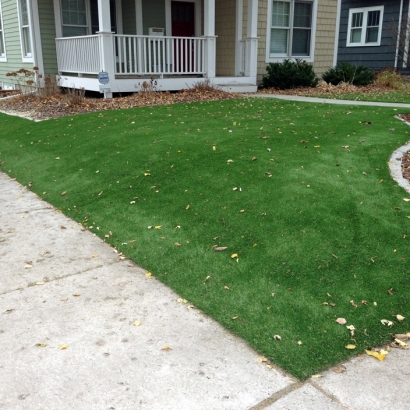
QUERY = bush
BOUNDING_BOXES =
[322,62,375,86]
[262,59,319,89]
[375,68,407,89]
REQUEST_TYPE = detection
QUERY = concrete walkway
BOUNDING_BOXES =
[1,173,410,409]
[249,93,410,108]
[1,96,410,409]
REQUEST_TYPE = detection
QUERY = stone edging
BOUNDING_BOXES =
[389,116,410,194]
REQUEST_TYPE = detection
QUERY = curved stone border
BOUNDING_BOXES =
[389,116,410,194]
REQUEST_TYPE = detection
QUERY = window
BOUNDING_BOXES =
[61,0,88,37]
[347,6,383,47]
[267,0,316,60]
[0,1,6,61]
[18,0,33,60]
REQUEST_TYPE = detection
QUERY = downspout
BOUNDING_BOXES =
[395,0,404,68]
[333,0,341,67]
[404,0,410,68]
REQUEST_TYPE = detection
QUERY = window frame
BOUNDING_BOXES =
[0,0,6,62]
[17,0,33,62]
[346,6,384,47]
[60,0,91,37]
[266,0,317,63]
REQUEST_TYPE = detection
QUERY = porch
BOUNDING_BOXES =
[54,0,259,97]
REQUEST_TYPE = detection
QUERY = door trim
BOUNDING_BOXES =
[165,0,201,37]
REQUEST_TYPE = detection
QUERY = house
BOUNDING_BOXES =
[0,0,339,97]
[336,0,410,71]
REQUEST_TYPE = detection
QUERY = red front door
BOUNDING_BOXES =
[172,1,195,72]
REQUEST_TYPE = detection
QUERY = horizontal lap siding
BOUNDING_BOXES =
[38,0,58,78]
[142,0,165,35]
[122,0,136,34]
[338,0,404,70]
[0,0,34,88]
[256,0,338,84]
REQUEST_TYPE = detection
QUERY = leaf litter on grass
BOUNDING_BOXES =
[1,98,410,379]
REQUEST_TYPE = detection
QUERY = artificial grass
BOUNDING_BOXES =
[1,98,410,379]
[308,90,410,104]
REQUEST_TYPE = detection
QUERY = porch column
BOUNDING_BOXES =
[203,0,216,78]
[244,0,258,79]
[97,0,114,98]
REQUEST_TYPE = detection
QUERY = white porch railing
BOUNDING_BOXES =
[56,35,101,74]
[56,34,207,76]
[114,35,206,76]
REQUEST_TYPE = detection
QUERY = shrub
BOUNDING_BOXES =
[322,62,375,86]
[375,68,407,89]
[262,59,319,89]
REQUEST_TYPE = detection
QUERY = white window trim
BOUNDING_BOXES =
[346,6,384,47]
[17,0,34,62]
[265,0,317,63]
[0,0,7,62]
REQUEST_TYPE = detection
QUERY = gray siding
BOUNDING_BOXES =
[142,0,165,35]
[122,0,136,34]
[337,0,407,70]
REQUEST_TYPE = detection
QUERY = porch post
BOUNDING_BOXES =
[244,0,258,79]
[203,0,216,78]
[97,0,114,98]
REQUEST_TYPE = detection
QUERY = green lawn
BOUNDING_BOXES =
[306,90,410,104]
[1,98,410,379]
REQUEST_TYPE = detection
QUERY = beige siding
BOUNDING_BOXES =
[0,0,34,88]
[256,0,337,84]
[38,0,58,78]
[215,0,236,76]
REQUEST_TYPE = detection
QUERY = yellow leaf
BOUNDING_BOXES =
[161,345,171,351]
[311,374,322,379]
[35,343,47,347]
[232,316,239,320]
[154,225,162,230]
[91,254,98,258]
[231,253,238,259]
[177,298,188,304]
[345,344,356,349]
[273,335,282,340]
[145,271,152,277]
[365,349,387,361]
[133,321,141,327]
[297,341,303,345]
[240,209,245,213]
[233,187,238,191]
[144,172,150,176]
[403,198,410,202]
[396,314,405,322]
[314,145,320,148]
[233,122,236,126]
[212,145,216,151]
[24,264,32,269]
[186,205,190,210]
[59,344,69,350]
[256,356,268,363]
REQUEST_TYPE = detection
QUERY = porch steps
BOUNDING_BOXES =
[218,83,258,93]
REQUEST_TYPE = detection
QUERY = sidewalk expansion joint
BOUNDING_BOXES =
[308,379,350,409]
[247,381,303,409]
[0,259,124,297]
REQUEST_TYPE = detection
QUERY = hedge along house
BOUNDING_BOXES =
[336,0,410,71]
[0,0,339,96]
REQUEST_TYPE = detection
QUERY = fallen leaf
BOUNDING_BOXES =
[350,300,358,308]
[144,172,150,176]
[403,198,410,202]
[186,205,190,210]
[224,286,230,290]
[231,253,238,259]
[213,246,228,252]
[61,191,67,196]
[346,324,356,336]
[60,226,67,229]
[174,242,181,247]
[177,298,188,304]
[392,338,408,349]
[256,356,268,363]
[61,297,68,302]
[336,318,347,325]
[154,226,162,230]
[345,344,356,350]
[387,288,394,295]
[72,293,81,297]
[145,271,152,277]
[24,264,32,269]
[332,365,346,373]
[311,374,322,379]
[35,282,45,286]
[91,254,98,258]
[381,319,394,327]
[273,335,282,340]
[133,321,141,326]
[161,345,171,351]
[35,343,47,348]
[58,344,68,350]
[365,349,387,361]
[396,314,405,322]
[297,340,303,345]
[232,316,239,320]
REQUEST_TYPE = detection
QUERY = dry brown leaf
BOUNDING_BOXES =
[332,365,346,373]
[336,318,347,325]
[213,246,228,252]
[161,345,171,351]
[35,343,47,348]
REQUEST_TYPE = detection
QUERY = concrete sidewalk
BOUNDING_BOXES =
[0,169,410,408]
